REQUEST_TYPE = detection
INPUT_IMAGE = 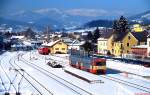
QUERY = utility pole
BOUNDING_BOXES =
[46,26,50,42]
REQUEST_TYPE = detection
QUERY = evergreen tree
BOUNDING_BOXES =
[86,31,93,41]
[24,28,36,39]
[82,41,93,51]
[112,20,119,31]
[82,41,94,56]
[93,27,101,43]
[61,32,68,37]
[118,16,129,32]
[112,16,129,32]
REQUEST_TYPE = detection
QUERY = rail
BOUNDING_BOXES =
[20,53,93,95]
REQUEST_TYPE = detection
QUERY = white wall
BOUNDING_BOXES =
[68,45,80,50]
[147,38,150,57]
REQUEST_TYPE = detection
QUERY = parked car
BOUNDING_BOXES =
[47,61,63,68]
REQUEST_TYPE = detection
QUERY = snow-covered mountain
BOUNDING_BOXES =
[129,10,150,25]
[85,10,150,28]
[0,8,96,30]
[1,9,150,31]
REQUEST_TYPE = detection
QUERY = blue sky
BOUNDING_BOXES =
[1,0,150,17]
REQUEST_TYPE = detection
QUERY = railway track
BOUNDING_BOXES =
[19,53,93,95]
[37,54,69,66]
[0,55,18,93]
[0,74,7,92]
[46,53,150,93]
[10,51,150,94]
[100,74,150,93]
[9,53,54,95]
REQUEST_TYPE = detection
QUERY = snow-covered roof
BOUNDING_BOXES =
[62,37,73,43]
[30,40,43,44]
[42,40,63,47]
[11,44,26,48]
[23,41,32,46]
[68,40,85,46]
[11,36,24,39]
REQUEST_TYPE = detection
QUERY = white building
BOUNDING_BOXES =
[97,38,108,54]
[68,40,85,50]
[147,35,150,57]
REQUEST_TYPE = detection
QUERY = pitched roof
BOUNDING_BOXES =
[69,40,85,46]
[42,40,64,47]
[113,31,129,42]
[131,31,148,42]
[147,34,150,38]
[100,29,113,39]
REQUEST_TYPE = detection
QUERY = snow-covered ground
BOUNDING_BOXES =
[107,59,150,77]
[0,51,150,95]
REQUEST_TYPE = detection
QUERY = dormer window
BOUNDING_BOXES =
[128,36,130,40]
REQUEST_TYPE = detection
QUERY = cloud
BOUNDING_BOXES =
[65,9,108,17]
[112,11,125,16]
[22,8,126,18]
[64,8,126,17]
[34,8,63,14]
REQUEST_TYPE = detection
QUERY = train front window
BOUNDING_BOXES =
[95,62,106,66]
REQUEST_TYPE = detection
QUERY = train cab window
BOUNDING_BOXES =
[95,62,105,66]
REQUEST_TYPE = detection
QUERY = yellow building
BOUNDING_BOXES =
[42,40,68,54]
[132,24,143,32]
[108,31,138,56]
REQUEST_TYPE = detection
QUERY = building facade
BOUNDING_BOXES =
[97,38,108,54]
[42,40,68,54]
[97,29,113,55]
[132,24,143,32]
[147,36,150,57]
[108,32,138,56]
[131,45,147,58]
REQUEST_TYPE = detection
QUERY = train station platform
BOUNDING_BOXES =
[64,66,104,84]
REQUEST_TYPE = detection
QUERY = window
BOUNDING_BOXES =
[127,50,129,53]
[127,43,129,47]
[128,36,131,40]
[112,49,114,53]
[120,51,123,54]
[121,44,123,48]
[99,42,101,45]
[62,48,65,50]
[95,62,106,66]
[58,42,62,45]
[112,43,114,46]
[55,48,59,50]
